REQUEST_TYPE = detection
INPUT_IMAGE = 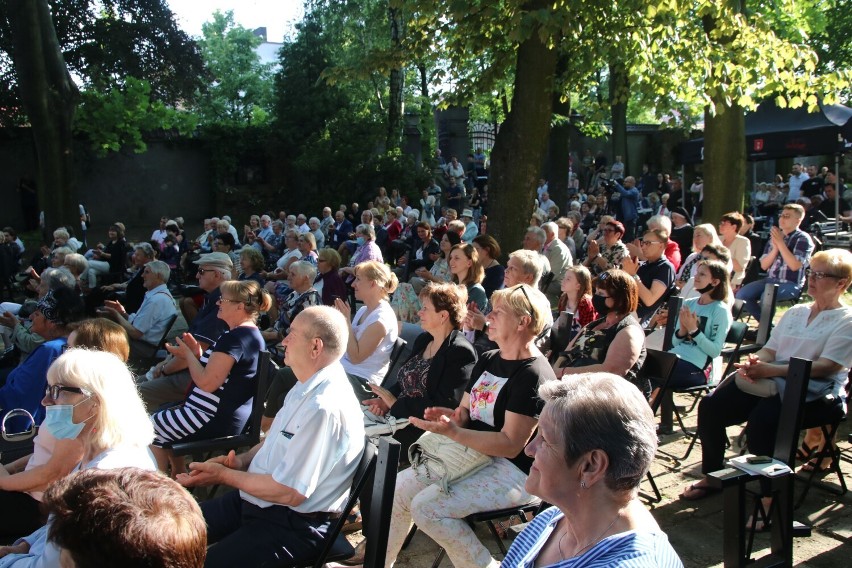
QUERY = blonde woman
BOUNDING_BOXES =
[384,284,555,568]
[333,261,399,400]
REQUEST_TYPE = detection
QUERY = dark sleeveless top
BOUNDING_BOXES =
[559,314,649,397]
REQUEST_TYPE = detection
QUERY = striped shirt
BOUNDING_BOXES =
[501,507,683,567]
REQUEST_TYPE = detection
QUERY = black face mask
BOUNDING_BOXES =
[592,293,612,316]
[695,283,714,294]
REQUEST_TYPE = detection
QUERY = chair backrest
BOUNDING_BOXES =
[156,313,179,349]
[772,358,812,466]
[732,298,745,321]
[756,283,779,345]
[721,321,749,378]
[380,338,408,389]
[362,437,401,568]
[662,295,684,351]
[548,311,574,364]
[312,438,379,568]
[245,351,273,446]
[741,256,760,287]
[538,271,554,293]
[641,349,679,415]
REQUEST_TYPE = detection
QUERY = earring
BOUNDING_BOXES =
[580,480,587,489]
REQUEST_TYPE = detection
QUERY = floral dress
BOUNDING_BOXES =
[390,258,452,322]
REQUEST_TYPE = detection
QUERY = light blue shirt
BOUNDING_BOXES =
[128,283,176,345]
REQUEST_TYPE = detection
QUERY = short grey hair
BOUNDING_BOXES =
[42,267,77,291]
[63,253,88,275]
[356,223,375,240]
[508,249,544,287]
[288,260,317,282]
[133,242,156,259]
[260,214,271,223]
[300,306,349,361]
[538,374,657,493]
[541,222,558,238]
[271,219,284,229]
[308,217,320,226]
[647,214,672,233]
[286,215,297,224]
[526,226,546,247]
[145,260,170,283]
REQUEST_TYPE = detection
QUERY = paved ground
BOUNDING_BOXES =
[348,398,851,567]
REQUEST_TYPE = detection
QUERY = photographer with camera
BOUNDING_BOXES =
[608,176,641,242]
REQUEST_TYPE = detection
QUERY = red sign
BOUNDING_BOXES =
[753,138,764,152]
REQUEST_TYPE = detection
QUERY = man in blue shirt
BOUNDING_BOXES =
[613,176,641,242]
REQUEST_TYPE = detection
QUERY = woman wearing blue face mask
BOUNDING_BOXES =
[0,318,130,540]
[339,224,383,285]
[0,348,155,565]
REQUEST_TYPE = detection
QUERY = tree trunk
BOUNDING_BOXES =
[487,0,558,253]
[8,0,80,234]
[703,104,746,222]
[418,63,432,161]
[609,61,628,174]
[701,0,747,223]
[547,66,571,211]
[386,6,404,151]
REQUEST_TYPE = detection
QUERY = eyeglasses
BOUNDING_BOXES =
[45,384,92,401]
[217,297,242,304]
[511,285,533,316]
[806,268,842,280]
[640,240,663,246]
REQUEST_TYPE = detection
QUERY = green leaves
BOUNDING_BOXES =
[74,77,197,156]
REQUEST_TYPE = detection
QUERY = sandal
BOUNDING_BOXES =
[680,482,721,501]
[799,460,832,474]
[795,442,813,462]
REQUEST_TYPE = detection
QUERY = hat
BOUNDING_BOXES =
[670,207,692,223]
[461,208,474,218]
[36,290,61,323]
[193,252,234,272]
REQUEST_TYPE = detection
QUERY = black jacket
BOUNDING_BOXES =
[389,329,477,419]
[405,238,440,276]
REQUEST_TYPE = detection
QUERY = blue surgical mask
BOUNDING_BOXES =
[41,402,91,440]
[356,237,366,246]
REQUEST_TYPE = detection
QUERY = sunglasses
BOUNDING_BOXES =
[511,285,533,316]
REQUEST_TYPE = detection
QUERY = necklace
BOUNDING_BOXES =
[557,513,620,560]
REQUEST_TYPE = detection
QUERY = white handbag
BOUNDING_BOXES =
[408,431,493,493]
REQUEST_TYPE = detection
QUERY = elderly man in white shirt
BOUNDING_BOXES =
[98,260,177,358]
[177,306,365,568]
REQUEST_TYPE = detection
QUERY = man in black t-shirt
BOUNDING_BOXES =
[817,183,852,221]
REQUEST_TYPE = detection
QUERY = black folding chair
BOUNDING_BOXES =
[277,437,401,568]
[169,352,273,477]
[641,349,679,502]
[675,321,748,461]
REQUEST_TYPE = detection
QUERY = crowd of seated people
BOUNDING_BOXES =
[2,160,848,567]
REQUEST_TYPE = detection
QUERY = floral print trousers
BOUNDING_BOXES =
[385,457,532,568]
